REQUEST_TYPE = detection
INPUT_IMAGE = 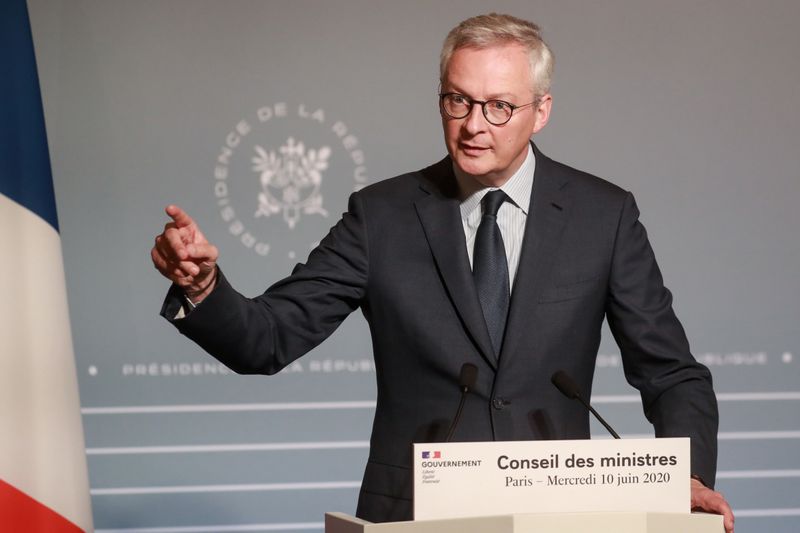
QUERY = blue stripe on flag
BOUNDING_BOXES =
[0,0,59,232]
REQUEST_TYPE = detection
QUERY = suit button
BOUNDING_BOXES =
[492,397,509,410]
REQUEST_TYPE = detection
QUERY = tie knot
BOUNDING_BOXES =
[482,189,507,217]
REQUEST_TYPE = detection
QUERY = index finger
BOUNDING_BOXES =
[165,204,195,228]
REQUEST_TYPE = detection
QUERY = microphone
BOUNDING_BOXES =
[445,363,478,442]
[551,370,620,439]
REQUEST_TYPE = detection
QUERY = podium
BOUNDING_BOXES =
[328,439,724,532]
[325,511,724,533]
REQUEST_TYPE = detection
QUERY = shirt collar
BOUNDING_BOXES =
[456,143,536,218]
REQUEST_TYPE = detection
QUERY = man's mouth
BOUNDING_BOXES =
[459,143,489,155]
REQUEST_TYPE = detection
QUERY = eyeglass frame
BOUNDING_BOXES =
[438,92,539,126]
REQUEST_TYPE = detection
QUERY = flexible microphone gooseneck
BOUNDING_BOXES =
[551,370,621,439]
[445,363,478,442]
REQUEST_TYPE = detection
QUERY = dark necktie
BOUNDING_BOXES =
[473,190,510,357]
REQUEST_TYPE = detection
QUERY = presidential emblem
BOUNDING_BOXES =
[212,102,368,264]
[252,137,330,229]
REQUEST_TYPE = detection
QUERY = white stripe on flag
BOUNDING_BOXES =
[0,194,93,532]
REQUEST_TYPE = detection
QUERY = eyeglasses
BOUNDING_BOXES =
[439,92,537,126]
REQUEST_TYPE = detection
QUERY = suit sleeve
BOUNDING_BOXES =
[605,192,719,487]
[159,192,370,375]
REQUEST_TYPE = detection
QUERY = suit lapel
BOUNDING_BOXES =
[414,159,497,369]
[501,145,571,363]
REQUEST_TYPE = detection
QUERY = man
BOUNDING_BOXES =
[152,13,734,531]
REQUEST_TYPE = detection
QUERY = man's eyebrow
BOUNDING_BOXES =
[484,92,516,100]
[442,87,516,101]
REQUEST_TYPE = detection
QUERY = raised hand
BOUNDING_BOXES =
[151,205,219,303]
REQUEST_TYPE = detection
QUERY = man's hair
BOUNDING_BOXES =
[440,13,554,99]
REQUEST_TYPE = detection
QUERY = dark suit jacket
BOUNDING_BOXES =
[163,144,718,523]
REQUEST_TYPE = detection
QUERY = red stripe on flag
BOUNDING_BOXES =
[0,479,84,533]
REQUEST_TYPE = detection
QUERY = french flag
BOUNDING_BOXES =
[0,1,93,531]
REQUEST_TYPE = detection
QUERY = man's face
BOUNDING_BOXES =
[441,44,551,187]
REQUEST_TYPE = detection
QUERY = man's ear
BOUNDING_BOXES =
[532,94,552,134]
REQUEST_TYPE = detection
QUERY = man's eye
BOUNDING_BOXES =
[490,100,511,111]
[451,95,468,105]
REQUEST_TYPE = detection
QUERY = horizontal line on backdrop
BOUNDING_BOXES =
[82,401,376,415]
[81,391,800,415]
[91,481,361,496]
[95,522,323,532]
[91,470,797,496]
[593,391,800,403]
[718,430,800,440]
[735,508,800,517]
[93,509,800,531]
[611,431,800,441]
[85,431,800,456]
[86,441,370,455]
[717,469,800,479]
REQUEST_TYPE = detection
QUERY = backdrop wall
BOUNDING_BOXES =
[28,1,799,531]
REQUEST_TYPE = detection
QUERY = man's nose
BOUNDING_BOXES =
[462,102,488,134]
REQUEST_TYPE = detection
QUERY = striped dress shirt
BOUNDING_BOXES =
[457,143,535,292]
